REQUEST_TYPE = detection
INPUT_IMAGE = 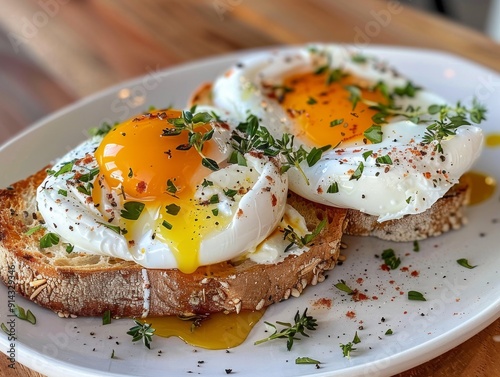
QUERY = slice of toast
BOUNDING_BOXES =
[0,168,347,318]
[343,177,470,241]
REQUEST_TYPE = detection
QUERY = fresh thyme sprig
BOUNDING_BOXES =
[282,219,327,252]
[254,308,318,351]
[345,81,486,152]
[127,320,155,349]
[423,99,487,153]
[164,106,220,171]
[230,114,331,185]
[340,331,361,358]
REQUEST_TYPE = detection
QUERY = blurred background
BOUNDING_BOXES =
[402,0,500,40]
[0,0,497,188]
[0,0,498,142]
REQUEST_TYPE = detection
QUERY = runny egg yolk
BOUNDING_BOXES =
[280,72,390,147]
[93,110,229,273]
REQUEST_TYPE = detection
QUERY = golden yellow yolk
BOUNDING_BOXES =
[93,110,230,273]
[281,73,390,146]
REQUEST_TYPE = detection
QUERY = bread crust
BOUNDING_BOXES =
[344,178,470,241]
[0,169,347,318]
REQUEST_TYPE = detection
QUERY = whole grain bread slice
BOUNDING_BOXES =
[0,168,347,318]
[343,177,470,241]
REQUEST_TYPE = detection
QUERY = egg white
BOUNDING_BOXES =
[211,44,484,221]
[36,119,289,269]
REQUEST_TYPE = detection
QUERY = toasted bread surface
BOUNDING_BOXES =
[0,169,347,317]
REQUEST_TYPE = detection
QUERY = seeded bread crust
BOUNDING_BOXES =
[0,168,347,318]
[343,178,470,241]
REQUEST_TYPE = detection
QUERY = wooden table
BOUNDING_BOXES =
[0,0,498,376]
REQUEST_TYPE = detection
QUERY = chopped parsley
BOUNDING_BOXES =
[102,310,112,325]
[307,96,318,105]
[408,290,426,301]
[330,118,344,127]
[350,162,364,181]
[363,125,383,144]
[120,201,145,221]
[327,182,339,194]
[381,248,401,269]
[165,203,181,216]
[295,357,321,365]
[334,280,354,294]
[166,179,178,194]
[162,220,173,230]
[39,232,60,249]
[375,154,393,165]
[457,258,477,269]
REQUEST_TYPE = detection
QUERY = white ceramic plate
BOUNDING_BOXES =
[0,46,499,377]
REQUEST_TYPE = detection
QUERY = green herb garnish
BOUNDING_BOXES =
[363,125,383,144]
[327,182,339,194]
[457,258,477,269]
[376,155,393,165]
[340,332,360,358]
[254,308,317,351]
[77,167,99,183]
[330,118,344,127]
[223,188,238,198]
[231,114,330,185]
[423,99,487,153]
[12,304,36,325]
[385,329,393,335]
[334,280,354,294]
[350,162,364,181]
[165,106,219,171]
[408,290,426,301]
[162,220,172,230]
[362,150,373,160]
[40,232,60,249]
[351,54,368,63]
[413,240,420,252]
[89,122,114,137]
[120,201,145,221]
[99,222,126,235]
[1,323,11,337]
[165,203,181,216]
[25,225,42,236]
[102,310,112,325]
[381,248,401,270]
[307,96,317,105]
[282,219,327,252]
[127,320,155,349]
[166,179,178,194]
[295,357,321,365]
[52,160,75,177]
